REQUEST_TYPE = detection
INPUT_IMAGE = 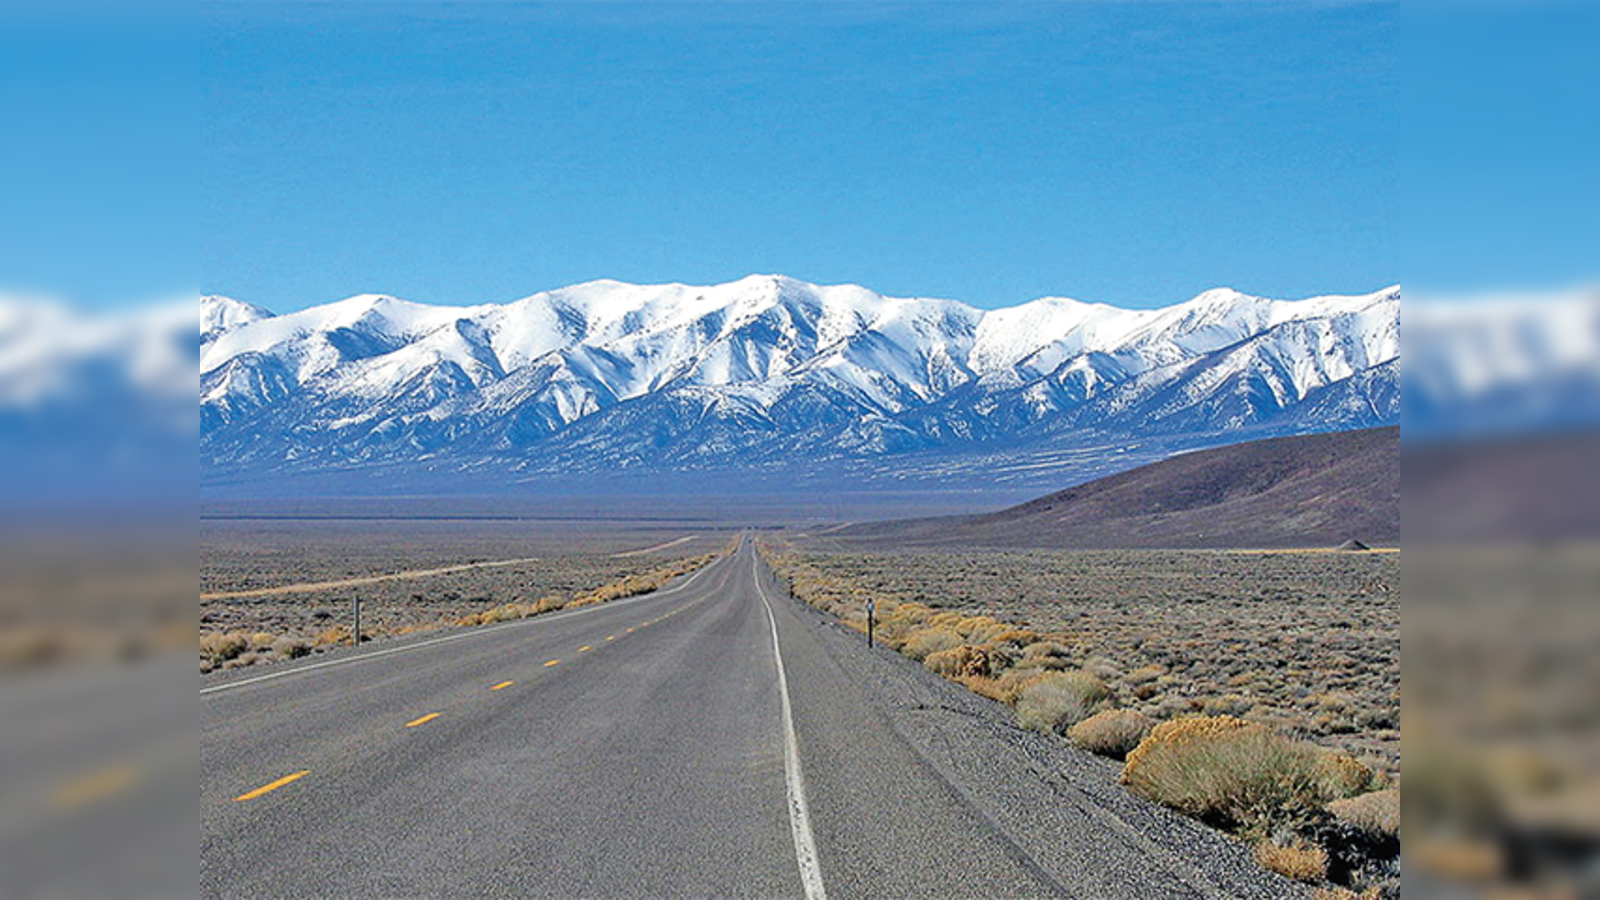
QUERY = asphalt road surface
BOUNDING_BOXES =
[202,538,1300,899]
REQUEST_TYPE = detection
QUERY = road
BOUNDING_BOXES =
[202,538,1299,899]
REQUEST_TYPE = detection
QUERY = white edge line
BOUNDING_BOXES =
[752,546,828,900]
[200,554,727,696]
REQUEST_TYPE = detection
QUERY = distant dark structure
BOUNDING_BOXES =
[830,427,1400,550]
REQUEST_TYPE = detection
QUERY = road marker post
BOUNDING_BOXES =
[867,599,875,648]
[352,596,361,648]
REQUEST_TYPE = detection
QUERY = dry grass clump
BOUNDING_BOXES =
[1326,789,1399,838]
[1069,708,1154,759]
[199,629,311,673]
[901,627,964,661]
[957,670,1047,705]
[269,635,311,660]
[1121,716,1373,838]
[313,623,351,646]
[1255,839,1329,883]
[925,644,996,679]
[1016,670,1113,735]
[1016,640,1074,671]
[200,631,248,665]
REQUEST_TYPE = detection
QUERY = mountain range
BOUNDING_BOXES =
[200,275,1399,494]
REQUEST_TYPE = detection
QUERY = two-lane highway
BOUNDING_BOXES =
[203,539,1301,899]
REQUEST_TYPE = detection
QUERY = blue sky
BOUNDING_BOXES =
[0,2,1409,311]
[192,2,1399,312]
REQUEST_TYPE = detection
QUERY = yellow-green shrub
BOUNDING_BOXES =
[1069,708,1154,759]
[1326,788,1399,837]
[1015,670,1112,735]
[901,627,964,661]
[1121,716,1366,837]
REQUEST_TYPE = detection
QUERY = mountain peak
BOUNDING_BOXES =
[201,295,274,339]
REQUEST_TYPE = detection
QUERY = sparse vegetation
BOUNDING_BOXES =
[201,521,731,674]
[760,538,1401,893]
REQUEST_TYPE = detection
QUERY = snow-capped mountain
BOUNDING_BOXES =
[200,275,1401,489]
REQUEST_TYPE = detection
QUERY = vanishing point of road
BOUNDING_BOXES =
[202,539,1300,899]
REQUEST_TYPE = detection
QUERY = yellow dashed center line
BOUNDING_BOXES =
[544,659,560,668]
[490,681,514,691]
[235,770,310,802]
[404,713,441,728]
[605,635,616,641]
[579,646,592,653]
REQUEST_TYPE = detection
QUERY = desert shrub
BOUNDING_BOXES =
[926,645,987,678]
[887,601,932,623]
[901,627,964,661]
[1016,641,1073,670]
[1083,655,1122,682]
[1315,753,1385,799]
[1255,840,1328,883]
[225,650,261,669]
[1015,670,1112,735]
[1069,708,1154,759]
[250,632,278,651]
[1122,716,1360,837]
[961,668,1050,705]
[959,617,1011,643]
[1201,693,1256,717]
[988,628,1040,648]
[200,631,249,663]
[1326,789,1399,838]
[270,636,311,660]
[1126,663,1167,686]
[314,624,352,646]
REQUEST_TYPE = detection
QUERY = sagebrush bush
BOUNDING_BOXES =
[1069,708,1153,759]
[200,631,249,663]
[960,668,1048,705]
[1315,753,1384,799]
[1254,840,1328,883]
[989,628,1040,647]
[925,644,988,678]
[901,627,964,661]
[954,615,1000,637]
[269,636,310,660]
[1121,716,1363,837]
[1326,788,1399,837]
[1015,670,1112,735]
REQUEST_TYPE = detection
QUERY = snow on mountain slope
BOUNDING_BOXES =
[201,295,274,345]
[200,275,1403,481]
